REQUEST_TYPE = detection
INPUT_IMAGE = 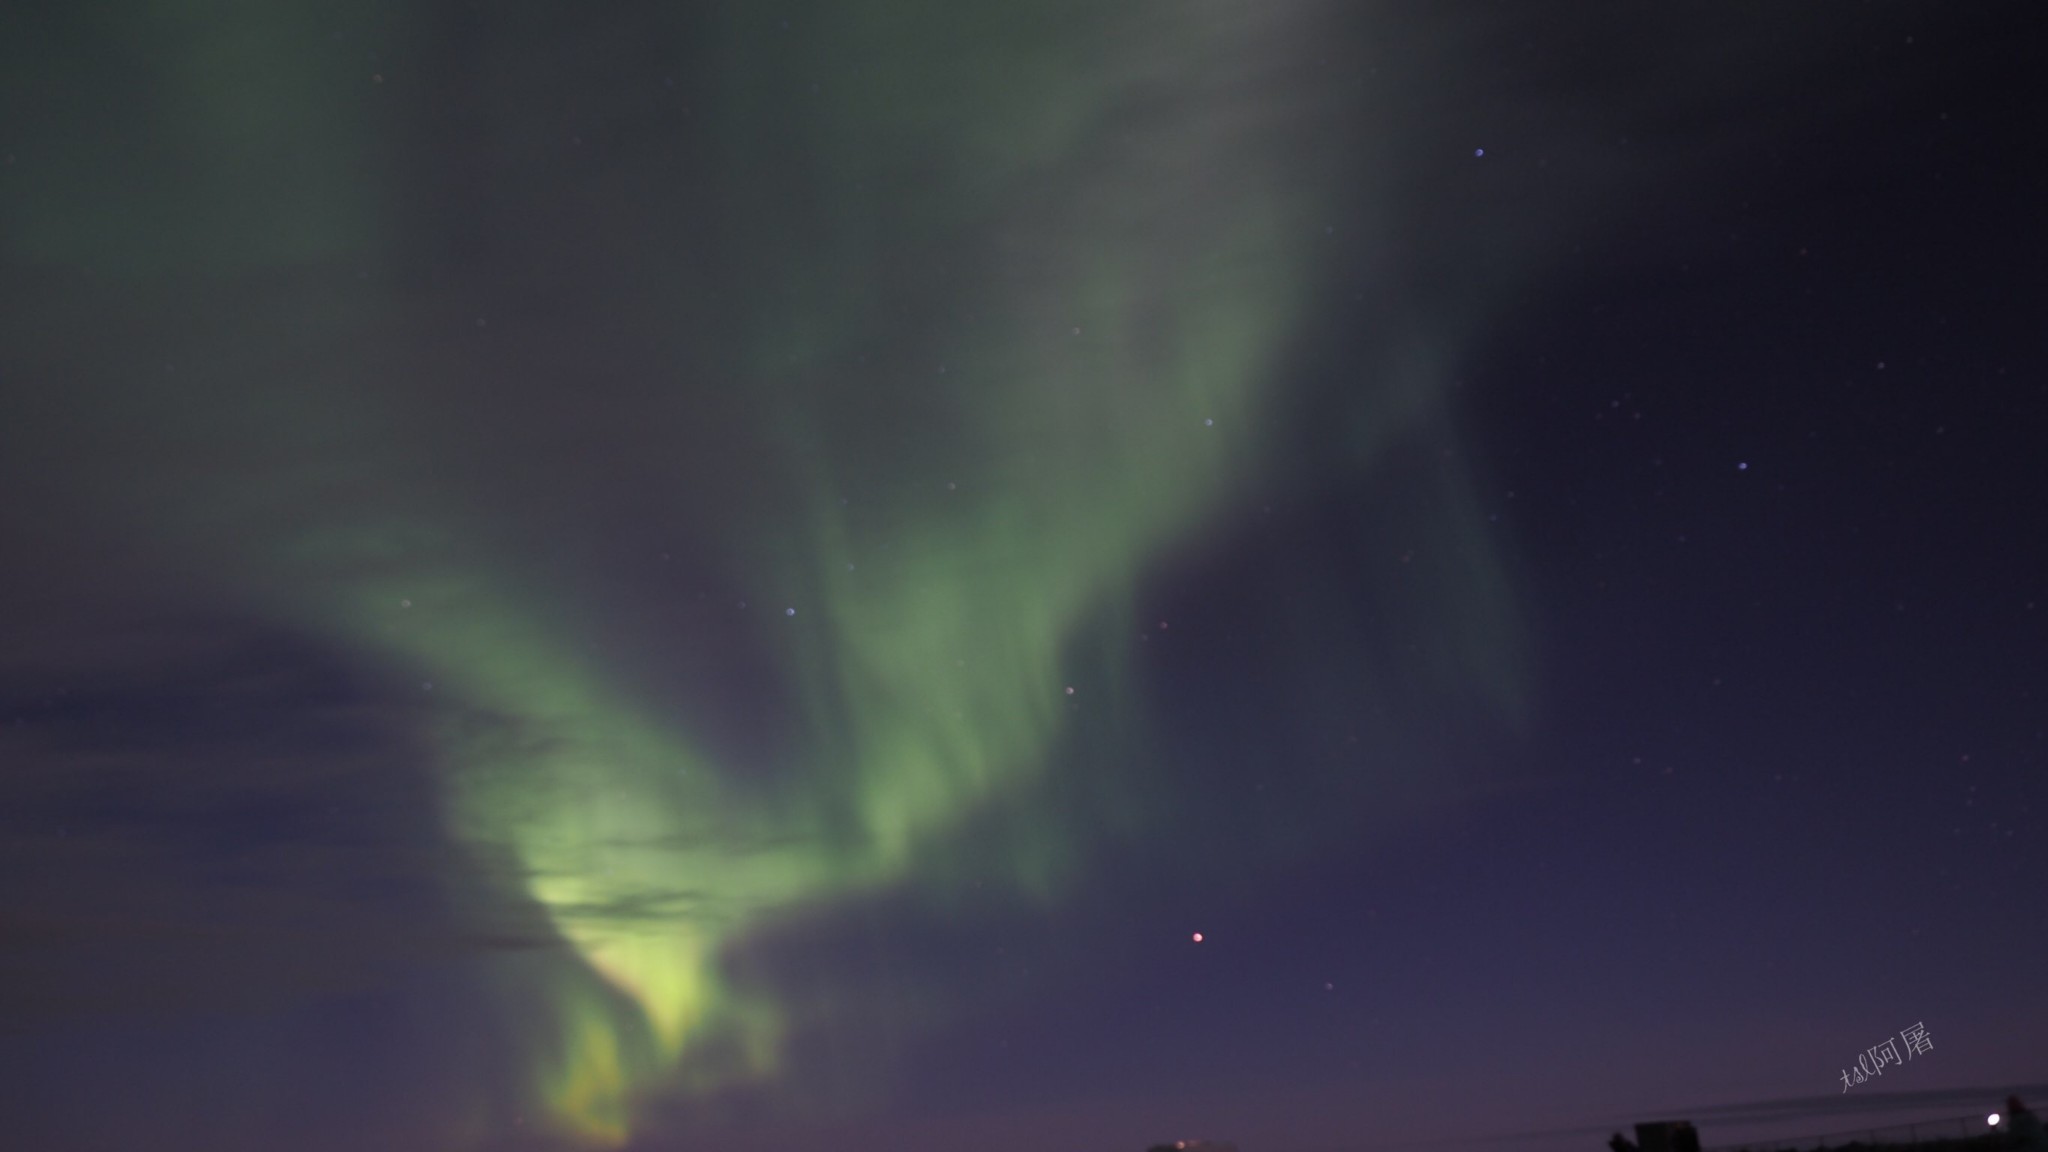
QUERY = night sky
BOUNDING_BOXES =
[2,4,2043,1151]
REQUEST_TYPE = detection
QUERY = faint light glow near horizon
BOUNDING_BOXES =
[1191,932,1203,943]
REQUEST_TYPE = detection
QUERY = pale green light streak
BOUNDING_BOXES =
[417,5,1332,1134]
[4,1,1412,1144]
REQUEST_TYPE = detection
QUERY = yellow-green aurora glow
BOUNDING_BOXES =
[1,1,1511,1144]
[397,7,1329,1135]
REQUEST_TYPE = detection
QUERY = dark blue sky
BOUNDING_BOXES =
[2,4,2043,1151]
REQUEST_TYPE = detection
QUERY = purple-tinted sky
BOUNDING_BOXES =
[2,4,2043,1151]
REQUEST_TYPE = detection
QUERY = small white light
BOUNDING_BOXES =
[1989,1114,2002,1127]
[1191,932,1203,943]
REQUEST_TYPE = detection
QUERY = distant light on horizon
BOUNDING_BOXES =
[1989,1113,2002,1126]
[1192,932,1203,943]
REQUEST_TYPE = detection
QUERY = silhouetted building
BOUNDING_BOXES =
[2009,1096,2047,1150]
[1632,1120,1700,1152]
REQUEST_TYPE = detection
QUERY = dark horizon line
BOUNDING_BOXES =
[1370,1081,2048,1152]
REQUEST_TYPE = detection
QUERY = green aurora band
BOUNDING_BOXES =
[1,1,1518,1144]
[420,6,1332,1136]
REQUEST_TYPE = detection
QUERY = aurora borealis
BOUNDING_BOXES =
[5,4,2047,1152]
